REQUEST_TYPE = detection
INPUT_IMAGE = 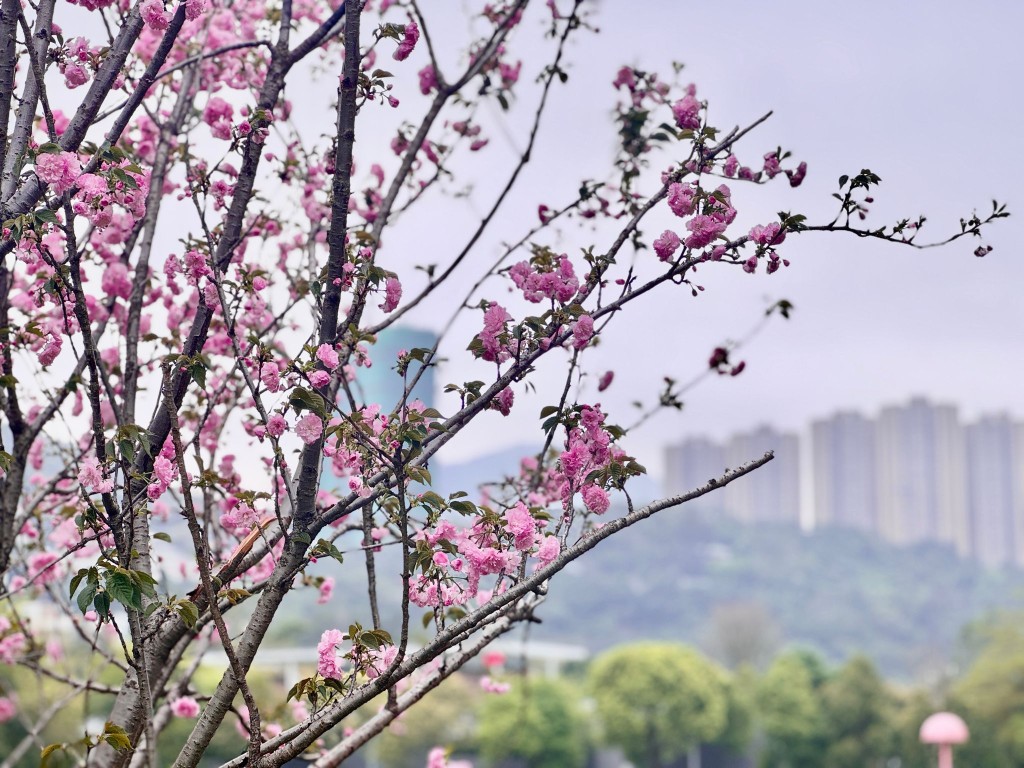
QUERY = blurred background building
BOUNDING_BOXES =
[354,325,437,410]
[663,397,1024,569]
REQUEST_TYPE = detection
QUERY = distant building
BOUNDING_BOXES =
[966,415,1022,568]
[811,411,877,533]
[659,399,1024,571]
[663,436,727,511]
[723,426,800,525]
[875,398,969,555]
[354,325,437,411]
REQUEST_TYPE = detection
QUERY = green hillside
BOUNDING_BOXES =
[532,507,1024,679]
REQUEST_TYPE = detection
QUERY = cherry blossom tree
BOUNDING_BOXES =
[0,0,1007,766]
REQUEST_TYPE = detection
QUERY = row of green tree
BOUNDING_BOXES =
[4,613,1019,767]
[371,612,1024,768]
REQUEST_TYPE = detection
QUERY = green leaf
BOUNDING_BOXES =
[173,599,199,628]
[106,572,141,610]
[446,606,467,622]
[288,387,328,418]
[40,743,66,767]
[69,569,87,599]
[287,678,311,702]
[77,583,98,614]
[34,208,59,224]
[132,569,158,586]
[131,570,158,599]
[189,360,207,389]
[103,722,132,752]
[93,591,111,619]
[539,405,559,418]
[418,491,445,509]
[449,500,477,515]
[153,532,172,543]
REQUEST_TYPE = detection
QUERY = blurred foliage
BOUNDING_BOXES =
[4,613,1024,767]
[588,643,728,768]
[476,678,587,768]
[819,656,895,768]
[373,674,479,768]
[949,611,1024,767]
[756,652,828,768]
[533,511,1024,678]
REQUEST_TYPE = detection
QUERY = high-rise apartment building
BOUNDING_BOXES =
[874,398,970,555]
[723,426,801,525]
[661,400,1023,570]
[811,411,877,533]
[663,436,727,511]
[354,326,437,410]
[966,415,1023,568]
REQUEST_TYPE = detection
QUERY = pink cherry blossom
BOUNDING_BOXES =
[492,387,514,416]
[787,160,808,187]
[749,222,786,246]
[667,182,697,217]
[684,215,726,249]
[380,276,402,312]
[77,456,114,493]
[504,503,536,551]
[308,370,331,388]
[0,632,26,664]
[477,303,511,363]
[153,455,175,485]
[509,256,578,304]
[64,63,89,89]
[582,484,610,515]
[295,413,323,445]
[418,65,438,95]
[316,344,340,370]
[267,414,288,438]
[317,577,335,604]
[0,697,15,723]
[366,644,398,678]
[653,230,681,261]
[480,676,511,694]
[203,97,234,141]
[35,151,81,195]
[571,314,594,350]
[535,535,560,568]
[317,629,345,680]
[184,0,207,21]
[171,697,200,718]
[140,0,170,29]
[393,21,419,61]
[671,94,701,130]
[37,333,63,367]
[28,551,60,584]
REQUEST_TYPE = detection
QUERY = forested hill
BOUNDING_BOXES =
[258,447,1024,681]
[531,507,1024,680]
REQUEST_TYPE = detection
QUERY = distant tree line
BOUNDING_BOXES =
[355,611,1024,768]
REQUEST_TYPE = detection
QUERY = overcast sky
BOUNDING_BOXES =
[388,1,1024,473]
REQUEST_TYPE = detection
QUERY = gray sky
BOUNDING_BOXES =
[395,1,1024,472]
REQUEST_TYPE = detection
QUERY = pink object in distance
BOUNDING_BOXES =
[920,712,969,768]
